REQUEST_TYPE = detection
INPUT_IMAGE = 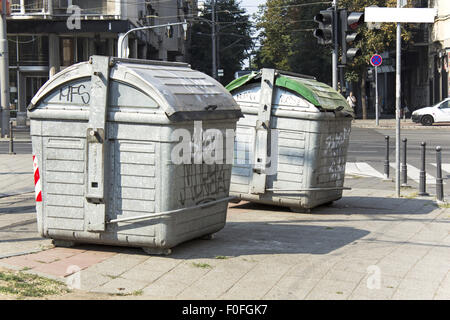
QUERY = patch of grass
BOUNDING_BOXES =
[215,256,228,260]
[105,274,119,279]
[21,267,32,272]
[336,291,343,295]
[325,227,334,230]
[132,290,143,296]
[437,202,450,208]
[0,270,69,298]
[109,290,144,297]
[192,262,212,269]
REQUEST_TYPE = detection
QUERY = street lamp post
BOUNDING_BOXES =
[117,21,188,59]
[211,0,217,79]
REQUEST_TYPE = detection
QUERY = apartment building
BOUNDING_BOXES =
[429,0,449,102]
[6,0,195,118]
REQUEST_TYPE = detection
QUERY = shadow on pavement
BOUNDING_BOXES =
[169,222,370,259]
[230,196,437,216]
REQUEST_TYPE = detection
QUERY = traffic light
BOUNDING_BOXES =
[313,8,335,45]
[339,9,364,64]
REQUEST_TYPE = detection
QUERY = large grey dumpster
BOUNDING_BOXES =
[226,69,353,212]
[28,56,241,255]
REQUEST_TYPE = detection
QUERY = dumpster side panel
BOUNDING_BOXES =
[231,113,256,195]
[307,118,352,207]
[40,121,87,233]
[106,123,162,246]
[161,121,236,247]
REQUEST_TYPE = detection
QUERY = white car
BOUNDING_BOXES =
[411,98,450,126]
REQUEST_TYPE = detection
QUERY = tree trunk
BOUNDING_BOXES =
[361,68,367,120]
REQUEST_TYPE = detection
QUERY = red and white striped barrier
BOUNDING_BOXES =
[32,155,42,202]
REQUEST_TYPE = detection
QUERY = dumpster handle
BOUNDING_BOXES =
[107,196,236,224]
[266,187,351,192]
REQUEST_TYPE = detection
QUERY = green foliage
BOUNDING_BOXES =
[188,0,253,85]
[339,0,412,81]
[255,0,414,83]
[255,0,332,83]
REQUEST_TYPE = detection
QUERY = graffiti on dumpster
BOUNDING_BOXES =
[59,84,91,104]
[177,164,228,206]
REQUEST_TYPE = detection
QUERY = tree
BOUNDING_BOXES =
[188,0,253,85]
[255,0,332,83]
[255,0,414,118]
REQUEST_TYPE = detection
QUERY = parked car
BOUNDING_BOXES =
[412,98,450,126]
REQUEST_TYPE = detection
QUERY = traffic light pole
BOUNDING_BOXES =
[0,0,10,137]
[395,20,401,198]
[332,0,338,91]
[211,0,218,80]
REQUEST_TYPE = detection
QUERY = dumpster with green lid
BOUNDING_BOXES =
[226,68,353,212]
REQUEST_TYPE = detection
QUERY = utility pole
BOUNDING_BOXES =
[364,4,437,198]
[395,0,401,198]
[211,0,217,80]
[0,0,10,137]
[332,0,338,91]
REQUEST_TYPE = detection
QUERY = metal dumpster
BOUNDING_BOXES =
[226,69,353,212]
[28,56,242,255]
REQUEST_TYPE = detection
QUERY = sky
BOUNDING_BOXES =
[240,0,267,17]
[238,0,266,68]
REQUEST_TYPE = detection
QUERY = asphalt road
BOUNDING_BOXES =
[0,129,32,155]
[348,126,450,186]
[1,125,450,170]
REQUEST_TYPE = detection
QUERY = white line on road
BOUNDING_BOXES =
[346,162,385,178]
[389,163,438,184]
[430,163,450,175]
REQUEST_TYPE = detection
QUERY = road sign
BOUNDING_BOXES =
[370,54,382,67]
[364,8,437,23]
[218,69,224,77]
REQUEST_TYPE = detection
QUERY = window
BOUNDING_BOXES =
[439,100,450,109]
[61,38,75,66]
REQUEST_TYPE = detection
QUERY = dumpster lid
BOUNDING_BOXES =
[29,57,242,122]
[226,69,352,115]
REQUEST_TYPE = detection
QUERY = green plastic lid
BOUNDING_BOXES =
[226,70,353,115]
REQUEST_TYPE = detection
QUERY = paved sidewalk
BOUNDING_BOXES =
[0,176,449,299]
[0,137,449,299]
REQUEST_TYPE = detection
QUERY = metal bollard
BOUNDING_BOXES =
[401,138,408,186]
[436,146,444,202]
[9,121,15,155]
[418,142,428,196]
[384,136,390,180]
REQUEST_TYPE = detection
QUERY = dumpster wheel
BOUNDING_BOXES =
[289,207,311,214]
[142,247,172,256]
[200,233,215,240]
[52,239,77,248]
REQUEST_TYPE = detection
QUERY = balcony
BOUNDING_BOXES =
[9,0,120,19]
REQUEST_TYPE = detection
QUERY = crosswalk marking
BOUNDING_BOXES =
[389,163,436,184]
[431,163,450,175]
[345,162,450,184]
[345,162,385,179]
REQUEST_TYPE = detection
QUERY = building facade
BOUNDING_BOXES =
[6,0,195,118]
[429,0,449,103]
[363,0,448,117]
